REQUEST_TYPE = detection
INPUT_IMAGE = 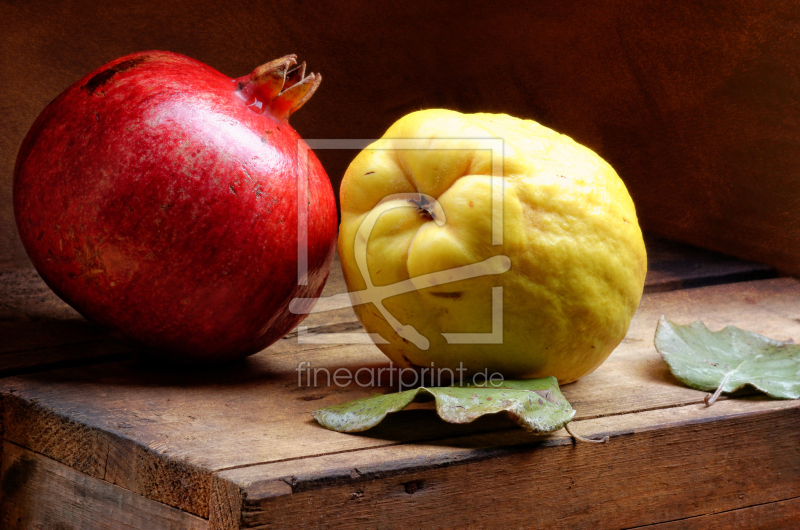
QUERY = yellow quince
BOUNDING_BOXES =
[337,109,646,383]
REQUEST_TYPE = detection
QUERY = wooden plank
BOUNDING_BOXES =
[0,277,798,524]
[633,496,800,530]
[0,267,130,377]
[642,235,776,293]
[216,401,800,529]
[213,396,800,494]
[563,277,800,417]
[1,394,213,518]
[0,340,134,378]
[0,440,208,530]
[0,268,110,349]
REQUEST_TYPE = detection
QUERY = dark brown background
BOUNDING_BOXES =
[2,0,799,273]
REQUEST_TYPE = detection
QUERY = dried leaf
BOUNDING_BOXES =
[311,377,575,433]
[655,316,800,403]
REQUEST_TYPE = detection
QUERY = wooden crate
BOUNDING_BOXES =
[3,1,800,275]
[1,237,798,529]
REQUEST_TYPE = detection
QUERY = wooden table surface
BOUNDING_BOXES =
[1,236,797,529]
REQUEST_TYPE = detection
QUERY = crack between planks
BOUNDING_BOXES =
[571,397,716,422]
[621,493,800,529]
[642,268,778,294]
[213,443,413,473]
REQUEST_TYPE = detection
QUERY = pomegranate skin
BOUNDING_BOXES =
[13,51,337,362]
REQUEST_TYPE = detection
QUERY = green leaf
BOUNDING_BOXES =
[655,316,800,402]
[311,376,575,433]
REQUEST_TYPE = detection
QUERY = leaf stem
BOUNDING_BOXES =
[704,370,732,406]
[565,423,609,444]
[704,358,746,406]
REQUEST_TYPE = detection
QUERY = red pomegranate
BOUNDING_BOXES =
[14,51,338,362]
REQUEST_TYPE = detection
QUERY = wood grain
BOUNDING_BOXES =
[634,496,800,529]
[224,403,800,529]
[3,1,800,274]
[214,396,800,493]
[7,278,799,477]
[1,393,213,518]
[0,440,208,530]
[1,277,798,525]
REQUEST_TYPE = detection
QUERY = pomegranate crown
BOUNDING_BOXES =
[234,55,321,122]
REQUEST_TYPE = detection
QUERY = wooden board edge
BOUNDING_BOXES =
[0,392,213,519]
[208,471,295,529]
[208,474,245,530]
[0,440,208,530]
[215,397,800,497]
[227,405,800,529]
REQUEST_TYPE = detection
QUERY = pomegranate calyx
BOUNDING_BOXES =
[235,55,321,121]
[271,72,322,121]
[283,62,306,91]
